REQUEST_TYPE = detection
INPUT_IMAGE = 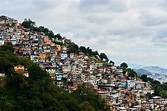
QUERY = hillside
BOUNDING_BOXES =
[0,43,107,111]
[0,15,109,111]
[134,68,152,76]
[1,15,167,110]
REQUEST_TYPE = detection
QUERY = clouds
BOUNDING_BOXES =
[1,0,167,68]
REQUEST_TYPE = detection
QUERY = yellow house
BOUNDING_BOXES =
[39,54,47,60]
[14,65,29,77]
[14,65,25,72]
[55,44,61,51]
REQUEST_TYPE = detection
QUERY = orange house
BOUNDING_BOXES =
[55,44,61,51]
[39,54,47,60]
[14,65,25,73]
[14,65,29,77]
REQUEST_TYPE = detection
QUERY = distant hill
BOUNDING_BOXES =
[134,66,167,83]
[134,68,152,76]
[128,63,146,69]
[142,66,167,74]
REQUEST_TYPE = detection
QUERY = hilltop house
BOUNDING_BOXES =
[14,65,29,77]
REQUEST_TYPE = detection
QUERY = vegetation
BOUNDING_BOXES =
[119,62,167,98]
[2,16,166,111]
[120,62,128,70]
[140,74,167,98]
[127,68,137,78]
[119,62,137,78]
[22,19,109,63]
[22,19,54,38]
[0,43,108,111]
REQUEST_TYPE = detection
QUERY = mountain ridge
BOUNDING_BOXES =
[142,66,167,74]
[134,66,167,83]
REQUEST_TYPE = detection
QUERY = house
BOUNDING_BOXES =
[62,65,71,73]
[68,81,83,90]
[61,53,68,60]
[0,35,4,46]
[14,65,25,72]
[50,74,56,81]
[141,101,150,109]
[56,73,63,81]
[45,67,56,74]
[61,46,67,53]
[0,72,6,86]
[78,52,84,58]
[55,44,61,51]
[39,54,47,60]
[14,65,29,77]
[127,80,136,89]
[0,73,5,77]
[135,81,146,89]
[43,37,52,44]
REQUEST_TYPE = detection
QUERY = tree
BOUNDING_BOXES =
[18,57,34,68]
[140,74,148,82]
[109,60,115,65]
[48,30,54,38]
[79,101,95,111]
[68,42,79,54]
[28,64,49,80]
[79,46,87,54]
[161,82,167,90]
[0,58,13,73]
[126,68,137,77]
[160,90,167,98]
[0,42,14,52]
[22,19,36,28]
[120,62,128,69]
[54,34,62,40]
[86,47,93,56]
[92,51,99,57]
[0,43,109,111]
[99,53,109,62]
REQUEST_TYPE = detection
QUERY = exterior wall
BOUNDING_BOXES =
[14,65,25,72]
[39,54,46,60]
[0,40,4,46]
[55,44,61,51]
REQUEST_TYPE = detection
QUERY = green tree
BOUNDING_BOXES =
[160,90,167,98]
[79,46,87,54]
[140,74,148,82]
[92,51,99,58]
[120,62,128,69]
[54,34,62,40]
[127,68,137,77]
[68,42,79,54]
[22,19,36,28]
[28,64,49,80]
[86,47,93,56]
[79,101,95,111]
[109,60,115,65]
[18,57,34,68]
[0,42,14,52]
[99,53,109,62]
[161,82,167,90]
[0,58,13,73]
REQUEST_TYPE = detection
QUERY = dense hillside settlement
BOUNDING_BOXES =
[0,16,167,111]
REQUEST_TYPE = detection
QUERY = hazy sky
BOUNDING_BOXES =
[1,0,167,68]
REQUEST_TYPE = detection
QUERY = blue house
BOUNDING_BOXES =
[0,35,4,40]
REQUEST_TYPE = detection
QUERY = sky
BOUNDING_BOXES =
[1,0,167,68]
